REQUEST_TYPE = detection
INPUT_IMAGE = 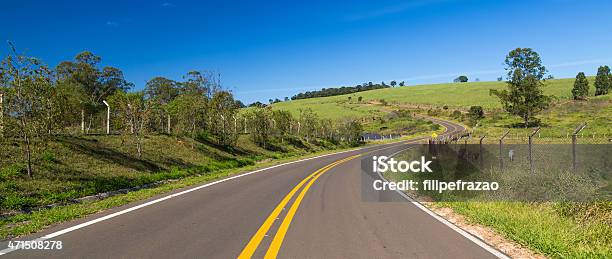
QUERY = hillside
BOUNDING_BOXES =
[272,77,611,139]
[0,134,344,215]
[273,77,586,117]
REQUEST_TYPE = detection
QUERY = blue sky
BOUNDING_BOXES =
[1,0,611,103]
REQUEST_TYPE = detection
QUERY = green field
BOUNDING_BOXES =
[273,77,611,140]
[273,77,588,118]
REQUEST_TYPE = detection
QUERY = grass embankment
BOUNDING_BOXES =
[0,132,353,238]
[382,141,611,258]
[0,143,362,240]
[384,165,612,257]
[440,202,611,258]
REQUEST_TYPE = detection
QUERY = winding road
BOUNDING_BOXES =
[1,118,507,258]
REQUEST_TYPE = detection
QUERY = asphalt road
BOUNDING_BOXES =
[1,118,505,258]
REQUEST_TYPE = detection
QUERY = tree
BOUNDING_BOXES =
[108,91,152,158]
[1,45,55,177]
[390,80,397,87]
[468,106,484,126]
[145,77,179,133]
[248,101,266,108]
[56,51,132,133]
[454,75,468,83]
[399,81,405,86]
[209,91,239,146]
[490,48,551,128]
[250,107,273,148]
[339,120,363,146]
[299,108,318,142]
[272,110,292,142]
[572,72,589,100]
[594,65,610,96]
[358,96,363,102]
[167,93,207,138]
[235,100,246,108]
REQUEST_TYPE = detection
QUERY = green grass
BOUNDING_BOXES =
[273,77,611,142]
[273,78,590,119]
[0,133,346,214]
[0,145,359,240]
[383,147,612,258]
[428,94,612,142]
[441,202,611,258]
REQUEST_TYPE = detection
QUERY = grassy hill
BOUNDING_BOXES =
[273,77,588,117]
[272,77,611,140]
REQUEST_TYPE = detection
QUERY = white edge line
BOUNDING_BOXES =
[1,145,386,256]
[373,145,510,259]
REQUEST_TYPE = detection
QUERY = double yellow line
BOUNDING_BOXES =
[238,154,360,259]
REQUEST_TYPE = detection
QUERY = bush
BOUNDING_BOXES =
[451,110,462,119]
[1,194,38,210]
[0,164,24,180]
[41,150,56,163]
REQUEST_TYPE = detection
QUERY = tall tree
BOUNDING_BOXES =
[56,51,132,132]
[145,77,179,133]
[0,45,55,177]
[250,107,273,148]
[594,65,610,96]
[490,48,551,128]
[572,72,589,100]
[209,91,239,146]
[272,110,293,142]
[108,91,153,158]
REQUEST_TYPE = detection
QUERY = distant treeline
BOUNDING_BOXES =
[291,81,401,100]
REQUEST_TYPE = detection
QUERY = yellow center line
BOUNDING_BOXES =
[264,154,361,258]
[237,156,355,259]
[238,124,452,258]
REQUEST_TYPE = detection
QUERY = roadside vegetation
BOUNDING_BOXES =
[0,45,373,233]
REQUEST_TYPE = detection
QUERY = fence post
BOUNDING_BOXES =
[243,117,247,134]
[529,127,540,174]
[0,92,3,137]
[572,122,587,172]
[479,135,486,168]
[499,130,510,172]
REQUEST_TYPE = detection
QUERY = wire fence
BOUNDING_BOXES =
[430,123,610,174]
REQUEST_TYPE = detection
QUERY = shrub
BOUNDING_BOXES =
[0,164,24,180]
[451,110,462,119]
[468,106,484,119]
[41,150,56,163]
